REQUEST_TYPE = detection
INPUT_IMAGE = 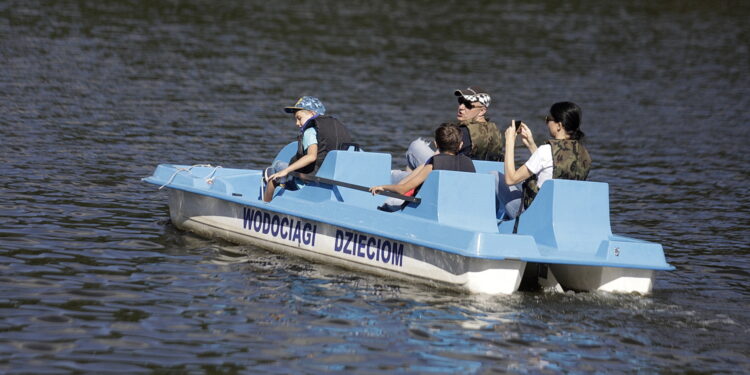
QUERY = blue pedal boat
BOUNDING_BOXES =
[143,143,673,295]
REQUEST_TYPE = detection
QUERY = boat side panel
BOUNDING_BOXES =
[168,190,524,294]
[150,170,540,262]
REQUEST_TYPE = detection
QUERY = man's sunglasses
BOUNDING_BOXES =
[458,98,483,109]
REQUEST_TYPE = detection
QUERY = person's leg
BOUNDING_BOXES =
[405,138,435,170]
[504,194,523,220]
[391,138,435,184]
[270,160,288,177]
[491,171,523,219]
[382,138,435,211]
[263,179,278,202]
[263,160,290,202]
[390,170,410,184]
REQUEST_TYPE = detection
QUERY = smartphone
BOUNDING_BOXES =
[514,120,523,133]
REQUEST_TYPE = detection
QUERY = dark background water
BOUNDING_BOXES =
[1,0,749,373]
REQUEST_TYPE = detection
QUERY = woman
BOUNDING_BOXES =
[496,101,592,219]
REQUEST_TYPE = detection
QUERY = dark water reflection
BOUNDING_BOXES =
[1,0,749,373]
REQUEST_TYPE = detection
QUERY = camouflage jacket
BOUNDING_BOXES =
[462,120,503,161]
[522,139,592,209]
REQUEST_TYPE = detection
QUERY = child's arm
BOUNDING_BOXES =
[370,165,433,195]
[397,164,426,187]
[269,144,318,180]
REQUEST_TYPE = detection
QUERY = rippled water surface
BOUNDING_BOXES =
[1,1,749,373]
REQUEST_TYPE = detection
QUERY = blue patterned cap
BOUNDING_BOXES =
[284,96,326,115]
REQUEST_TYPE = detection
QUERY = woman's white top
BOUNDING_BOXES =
[524,144,553,188]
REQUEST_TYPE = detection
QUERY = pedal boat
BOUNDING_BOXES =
[143,143,674,295]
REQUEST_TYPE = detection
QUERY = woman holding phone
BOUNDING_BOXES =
[495,101,592,219]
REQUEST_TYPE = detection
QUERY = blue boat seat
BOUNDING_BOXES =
[471,160,510,221]
[273,141,363,165]
[501,179,613,253]
[272,142,298,165]
[291,149,390,208]
[401,170,499,233]
[472,160,504,175]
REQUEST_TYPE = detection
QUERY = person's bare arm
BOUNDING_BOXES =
[370,165,433,195]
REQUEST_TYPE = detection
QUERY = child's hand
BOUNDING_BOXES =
[269,170,288,181]
[369,186,384,195]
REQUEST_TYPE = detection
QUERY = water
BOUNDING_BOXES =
[1,0,748,373]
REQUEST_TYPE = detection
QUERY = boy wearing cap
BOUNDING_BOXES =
[263,96,351,202]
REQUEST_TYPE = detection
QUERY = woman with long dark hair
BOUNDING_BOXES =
[496,101,592,219]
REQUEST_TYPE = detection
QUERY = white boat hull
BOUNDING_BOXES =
[168,190,526,295]
[548,264,654,294]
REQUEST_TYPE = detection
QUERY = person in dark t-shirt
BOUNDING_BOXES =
[370,124,475,202]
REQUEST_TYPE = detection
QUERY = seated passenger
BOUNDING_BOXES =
[370,123,476,210]
[391,87,502,183]
[263,96,352,202]
[495,101,592,219]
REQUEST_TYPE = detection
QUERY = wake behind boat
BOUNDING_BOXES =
[143,143,673,295]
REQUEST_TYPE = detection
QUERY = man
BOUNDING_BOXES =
[454,86,502,161]
[395,87,502,182]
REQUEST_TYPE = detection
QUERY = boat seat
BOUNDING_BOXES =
[401,170,498,233]
[500,179,613,253]
[472,160,511,221]
[273,141,364,165]
[272,142,298,165]
[472,160,504,175]
[296,149,391,208]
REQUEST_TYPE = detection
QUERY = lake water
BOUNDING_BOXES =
[1,0,749,373]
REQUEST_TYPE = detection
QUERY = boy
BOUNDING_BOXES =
[263,96,351,202]
[370,123,475,209]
